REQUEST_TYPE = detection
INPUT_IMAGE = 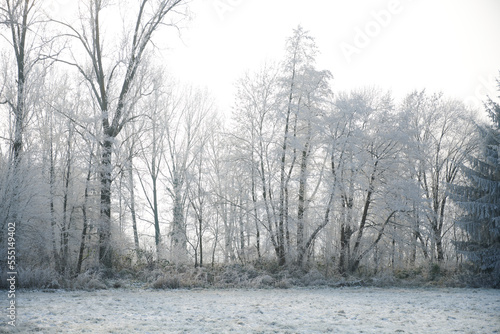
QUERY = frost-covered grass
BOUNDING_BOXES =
[1,287,499,333]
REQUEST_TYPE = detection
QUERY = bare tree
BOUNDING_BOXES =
[402,91,477,262]
[55,0,187,269]
[1,0,35,162]
[0,0,61,275]
[329,88,406,274]
[122,125,141,260]
[136,73,167,261]
[233,63,281,263]
[159,85,213,264]
[187,115,216,267]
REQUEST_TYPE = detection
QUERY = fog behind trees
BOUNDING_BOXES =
[0,0,498,288]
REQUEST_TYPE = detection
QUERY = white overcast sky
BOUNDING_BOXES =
[164,0,500,114]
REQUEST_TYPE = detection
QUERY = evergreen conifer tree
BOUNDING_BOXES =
[453,75,500,286]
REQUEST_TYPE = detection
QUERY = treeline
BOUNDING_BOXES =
[0,1,498,287]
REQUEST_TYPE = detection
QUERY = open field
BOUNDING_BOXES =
[1,287,499,333]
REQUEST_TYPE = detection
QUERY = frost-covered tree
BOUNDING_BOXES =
[328,88,405,274]
[162,86,214,264]
[55,0,188,269]
[0,0,57,277]
[452,76,500,284]
[401,91,477,262]
[0,0,47,163]
[277,25,333,266]
[136,68,169,261]
[232,63,281,263]
[231,26,334,267]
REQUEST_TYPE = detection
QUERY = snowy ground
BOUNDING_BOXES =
[1,287,499,333]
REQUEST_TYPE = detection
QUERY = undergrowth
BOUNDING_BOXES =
[3,260,498,290]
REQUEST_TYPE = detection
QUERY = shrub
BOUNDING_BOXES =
[301,269,325,286]
[138,268,164,283]
[429,263,441,281]
[394,267,422,280]
[274,278,292,289]
[73,271,106,290]
[152,275,180,289]
[17,266,60,289]
[260,274,275,286]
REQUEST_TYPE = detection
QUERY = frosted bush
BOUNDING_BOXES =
[18,266,60,289]
[152,275,181,289]
[73,271,106,290]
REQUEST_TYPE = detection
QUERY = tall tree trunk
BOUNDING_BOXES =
[199,212,203,267]
[239,194,245,261]
[278,59,297,266]
[339,224,353,276]
[171,177,186,263]
[49,127,61,272]
[434,226,445,262]
[9,0,30,165]
[436,196,447,261]
[152,168,161,260]
[297,147,307,265]
[259,146,278,257]
[349,162,377,272]
[410,210,418,267]
[339,193,353,276]
[297,118,312,266]
[278,109,291,265]
[77,152,93,275]
[60,124,73,275]
[127,158,140,258]
[251,155,261,259]
[76,208,89,275]
[99,136,113,269]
